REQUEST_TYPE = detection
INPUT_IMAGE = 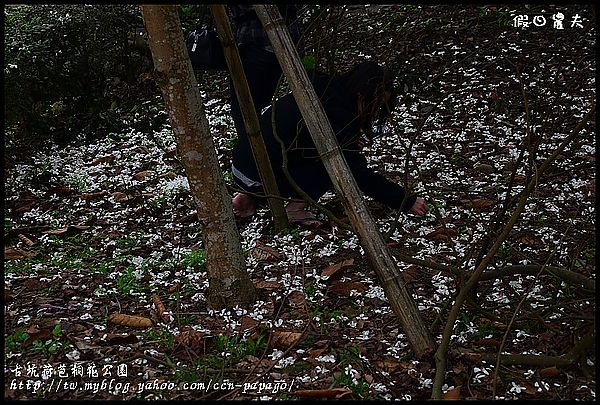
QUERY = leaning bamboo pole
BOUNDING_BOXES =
[211,5,289,231]
[254,5,434,357]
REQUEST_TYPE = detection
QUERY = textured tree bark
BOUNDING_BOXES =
[141,5,257,309]
[210,5,289,232]
[254,5,434,358]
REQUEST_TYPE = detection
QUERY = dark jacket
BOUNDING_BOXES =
[228,5,302,53]
[231,71,417,212]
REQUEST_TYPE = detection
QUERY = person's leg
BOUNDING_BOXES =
[229,44,281,141]
[229,46,282,219]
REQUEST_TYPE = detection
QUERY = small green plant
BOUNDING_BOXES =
[575,248,596,269]
[30,324,64,356]
[282,226,301,238]
[173,360,203,382]
[221,334,267,359]
[305,283,317,298]
[450,153,462,163]
[339,345,365,368]
[65,174,91,192]
[6,329,30,354]
[474,321,501,339]
[496,9,513,28]
[5,218,14,234]
[91,262,110,275]
[181,249,207,269]
[145,328,175,349]
[223,170,234,183]
[330,309,345,321]
[117,232,145,248]
[148,194,169,209]
[335,364,370,398]
[431,200,446,210]
[224,136,238,150]
[201,333,268,370]
[302,55,317,71]
[497,244,513,258]
[493,97,507,113]
[116,266,143,295]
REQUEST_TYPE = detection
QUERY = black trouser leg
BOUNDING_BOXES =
[229,44,282,141]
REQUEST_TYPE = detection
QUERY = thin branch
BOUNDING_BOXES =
[431,103,595,399]
[492,224,571,397]
[468,333,595,367]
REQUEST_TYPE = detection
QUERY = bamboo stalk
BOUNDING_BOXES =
[211,5,289,231]
[254,5,434,357]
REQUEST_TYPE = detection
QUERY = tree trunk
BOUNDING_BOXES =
[140,5,256,309]
[254,5,434,358]
[210,5,289,231]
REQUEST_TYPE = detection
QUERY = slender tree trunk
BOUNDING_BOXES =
[210,5,289,231]
[254,5,434,357]
[141,5,257,309]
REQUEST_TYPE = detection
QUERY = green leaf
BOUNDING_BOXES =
[302,55,316,72]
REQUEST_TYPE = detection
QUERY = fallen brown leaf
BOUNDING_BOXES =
[292,388,353,399]
[42,225,90,237]
[539,366,560,378]
[461,198,496,209]
[386,240,403,249]
[133,170,154,181]
[516,231,543,247]
[164,148,178,159]
[474,338,501,347]
[238,315,260,332]
[151,294,170,323]
[308,347,328,358]
[11,191,39,215]
[158,171,177,179]
[374,359,408,373]
[442,385,461,400]
[321,258,354,280]
[4,247,38,259]
[287,290,305,307]
[17,233,35,247]
[47,186,75,195]
[22,326,55,349]
[23,278,43,290]
[175,329,206,351]
[108,313,153,329]
[254,280,282,290]
[328,281,367,296]
[92,155,116,165]
[271,329,303,349]
[401,265,419,284]
[111,192,130,202]
[80,191,109,201]
[426,227,458,241]
[249,240,282,262]
[105,333,139,345]
[521,382,537,395]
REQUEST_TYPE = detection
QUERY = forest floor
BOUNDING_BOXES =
[4,5,596,401]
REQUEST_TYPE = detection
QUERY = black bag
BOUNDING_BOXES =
[185,9,226,71]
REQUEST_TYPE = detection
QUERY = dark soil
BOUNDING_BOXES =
[4,5,595,401]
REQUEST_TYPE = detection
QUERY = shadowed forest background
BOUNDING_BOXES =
[4,4,596,400]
